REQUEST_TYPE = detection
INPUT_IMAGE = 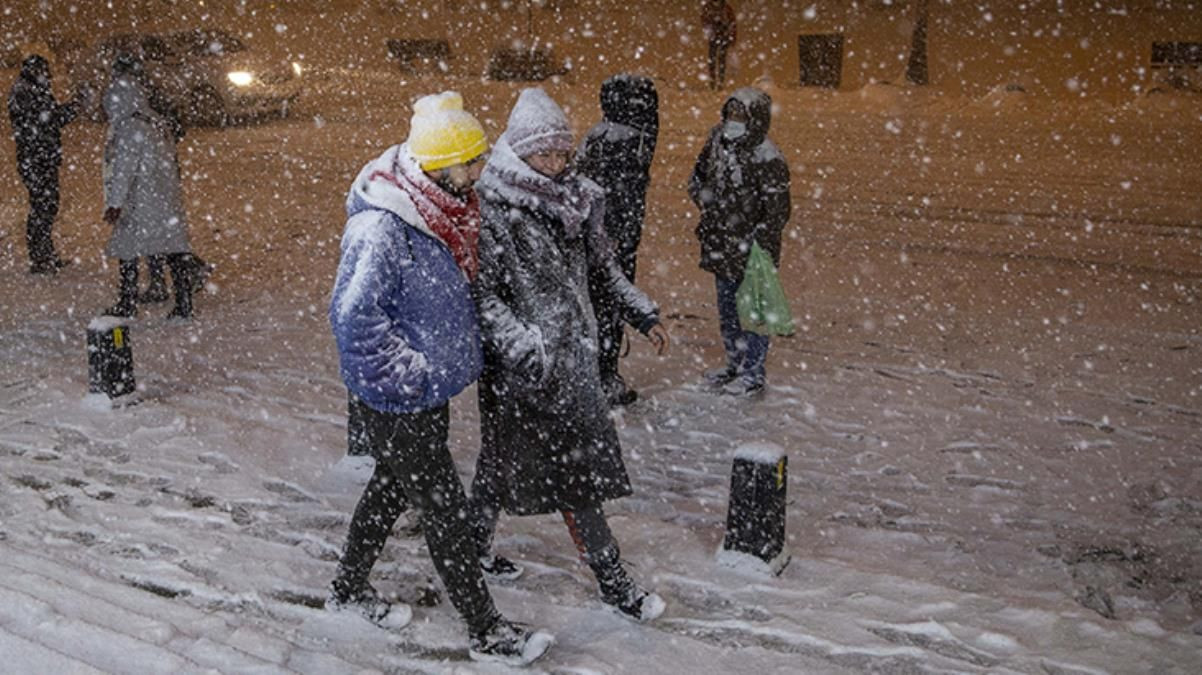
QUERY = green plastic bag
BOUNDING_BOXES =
[736,242,795,336]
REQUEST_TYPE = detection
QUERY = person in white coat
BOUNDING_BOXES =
[101,53,194,319]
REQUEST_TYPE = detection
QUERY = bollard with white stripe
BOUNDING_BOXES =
[718,442,790,575]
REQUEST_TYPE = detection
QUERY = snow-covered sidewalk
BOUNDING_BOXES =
[1,73,1200,672]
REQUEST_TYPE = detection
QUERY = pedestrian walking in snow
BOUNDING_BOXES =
[701,0,737,89]
[576,74,659,407]
[469,87,670,623]
[689,87,791,396]
[7,54,84,275]
[101,53,196,320]
[327,91,552,667]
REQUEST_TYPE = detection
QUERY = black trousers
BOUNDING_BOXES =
[20,165,61,267]
[336,398,498,634]
[708,42,729,89]
[595,247,638,382]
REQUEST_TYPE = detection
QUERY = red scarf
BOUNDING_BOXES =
[370,160,481,281]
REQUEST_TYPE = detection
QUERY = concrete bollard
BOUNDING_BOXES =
[717,442,790,575]
[86,316,136,400]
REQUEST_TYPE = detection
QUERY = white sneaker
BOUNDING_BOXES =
[326,584,412,630]
[469,617,554,666]
[605,584,666,623]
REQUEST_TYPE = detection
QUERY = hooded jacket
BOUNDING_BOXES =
[471,91,659,513]
[576,74,659,262]
[102,76,191,259]
[688,87,791,281]
[7,56,77,179]
[330,144,483,414]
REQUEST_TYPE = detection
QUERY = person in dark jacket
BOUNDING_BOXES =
[7,54,82,274]
[688,87,791,396]
[576,74,659,407]
[470,87,670,623]
[328,91,552,668]
[701,0,737,89]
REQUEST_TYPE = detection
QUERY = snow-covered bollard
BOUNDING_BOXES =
[86,316,136,401]
[717,442,790,575]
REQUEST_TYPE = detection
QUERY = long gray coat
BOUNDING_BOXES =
[103,77,190,260]
[473,135,659,515]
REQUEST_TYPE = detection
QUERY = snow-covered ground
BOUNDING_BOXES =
[1,69,1201,673]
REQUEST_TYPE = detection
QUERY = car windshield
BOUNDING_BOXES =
[172,30,246,57]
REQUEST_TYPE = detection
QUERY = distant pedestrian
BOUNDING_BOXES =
[7,54,83,274]
[701,0,737,89]
[470,87,670,623]
[689,87,791,396]
[328,90,552,667]
[101,54,195,320]
[576,74,659,407]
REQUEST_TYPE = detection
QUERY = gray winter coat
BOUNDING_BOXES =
[103,77,190,260]
[473,135,660,515]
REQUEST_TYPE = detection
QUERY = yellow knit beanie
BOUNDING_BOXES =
[407,92,488,171]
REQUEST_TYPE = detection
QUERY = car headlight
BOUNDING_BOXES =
[227,71,254,86]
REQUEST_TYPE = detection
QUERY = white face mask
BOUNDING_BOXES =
[722,120,747,141]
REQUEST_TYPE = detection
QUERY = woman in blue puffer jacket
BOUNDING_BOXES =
[327,92,551,667]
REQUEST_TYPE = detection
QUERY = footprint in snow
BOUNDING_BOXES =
[263,479,318,503]
[198,452,240,473]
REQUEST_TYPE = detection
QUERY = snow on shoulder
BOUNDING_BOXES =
[734,441,786,465]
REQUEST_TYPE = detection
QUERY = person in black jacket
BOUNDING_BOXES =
[688,87,791,396]
[576,74,659,406]
[7,55,83,274]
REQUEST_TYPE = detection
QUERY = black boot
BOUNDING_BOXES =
[139,255,170,303]
[104,260,139,318]
[166,253,193,320]
[589,545,665,622]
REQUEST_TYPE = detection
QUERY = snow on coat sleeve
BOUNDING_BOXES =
[688,129,717,209]
[583,195,660,333]
[473,207,547,384]
[331,214,429,402]
[753,142,792,267]
[103,125,140,210]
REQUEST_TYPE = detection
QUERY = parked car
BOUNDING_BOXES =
[71,29,301,126]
